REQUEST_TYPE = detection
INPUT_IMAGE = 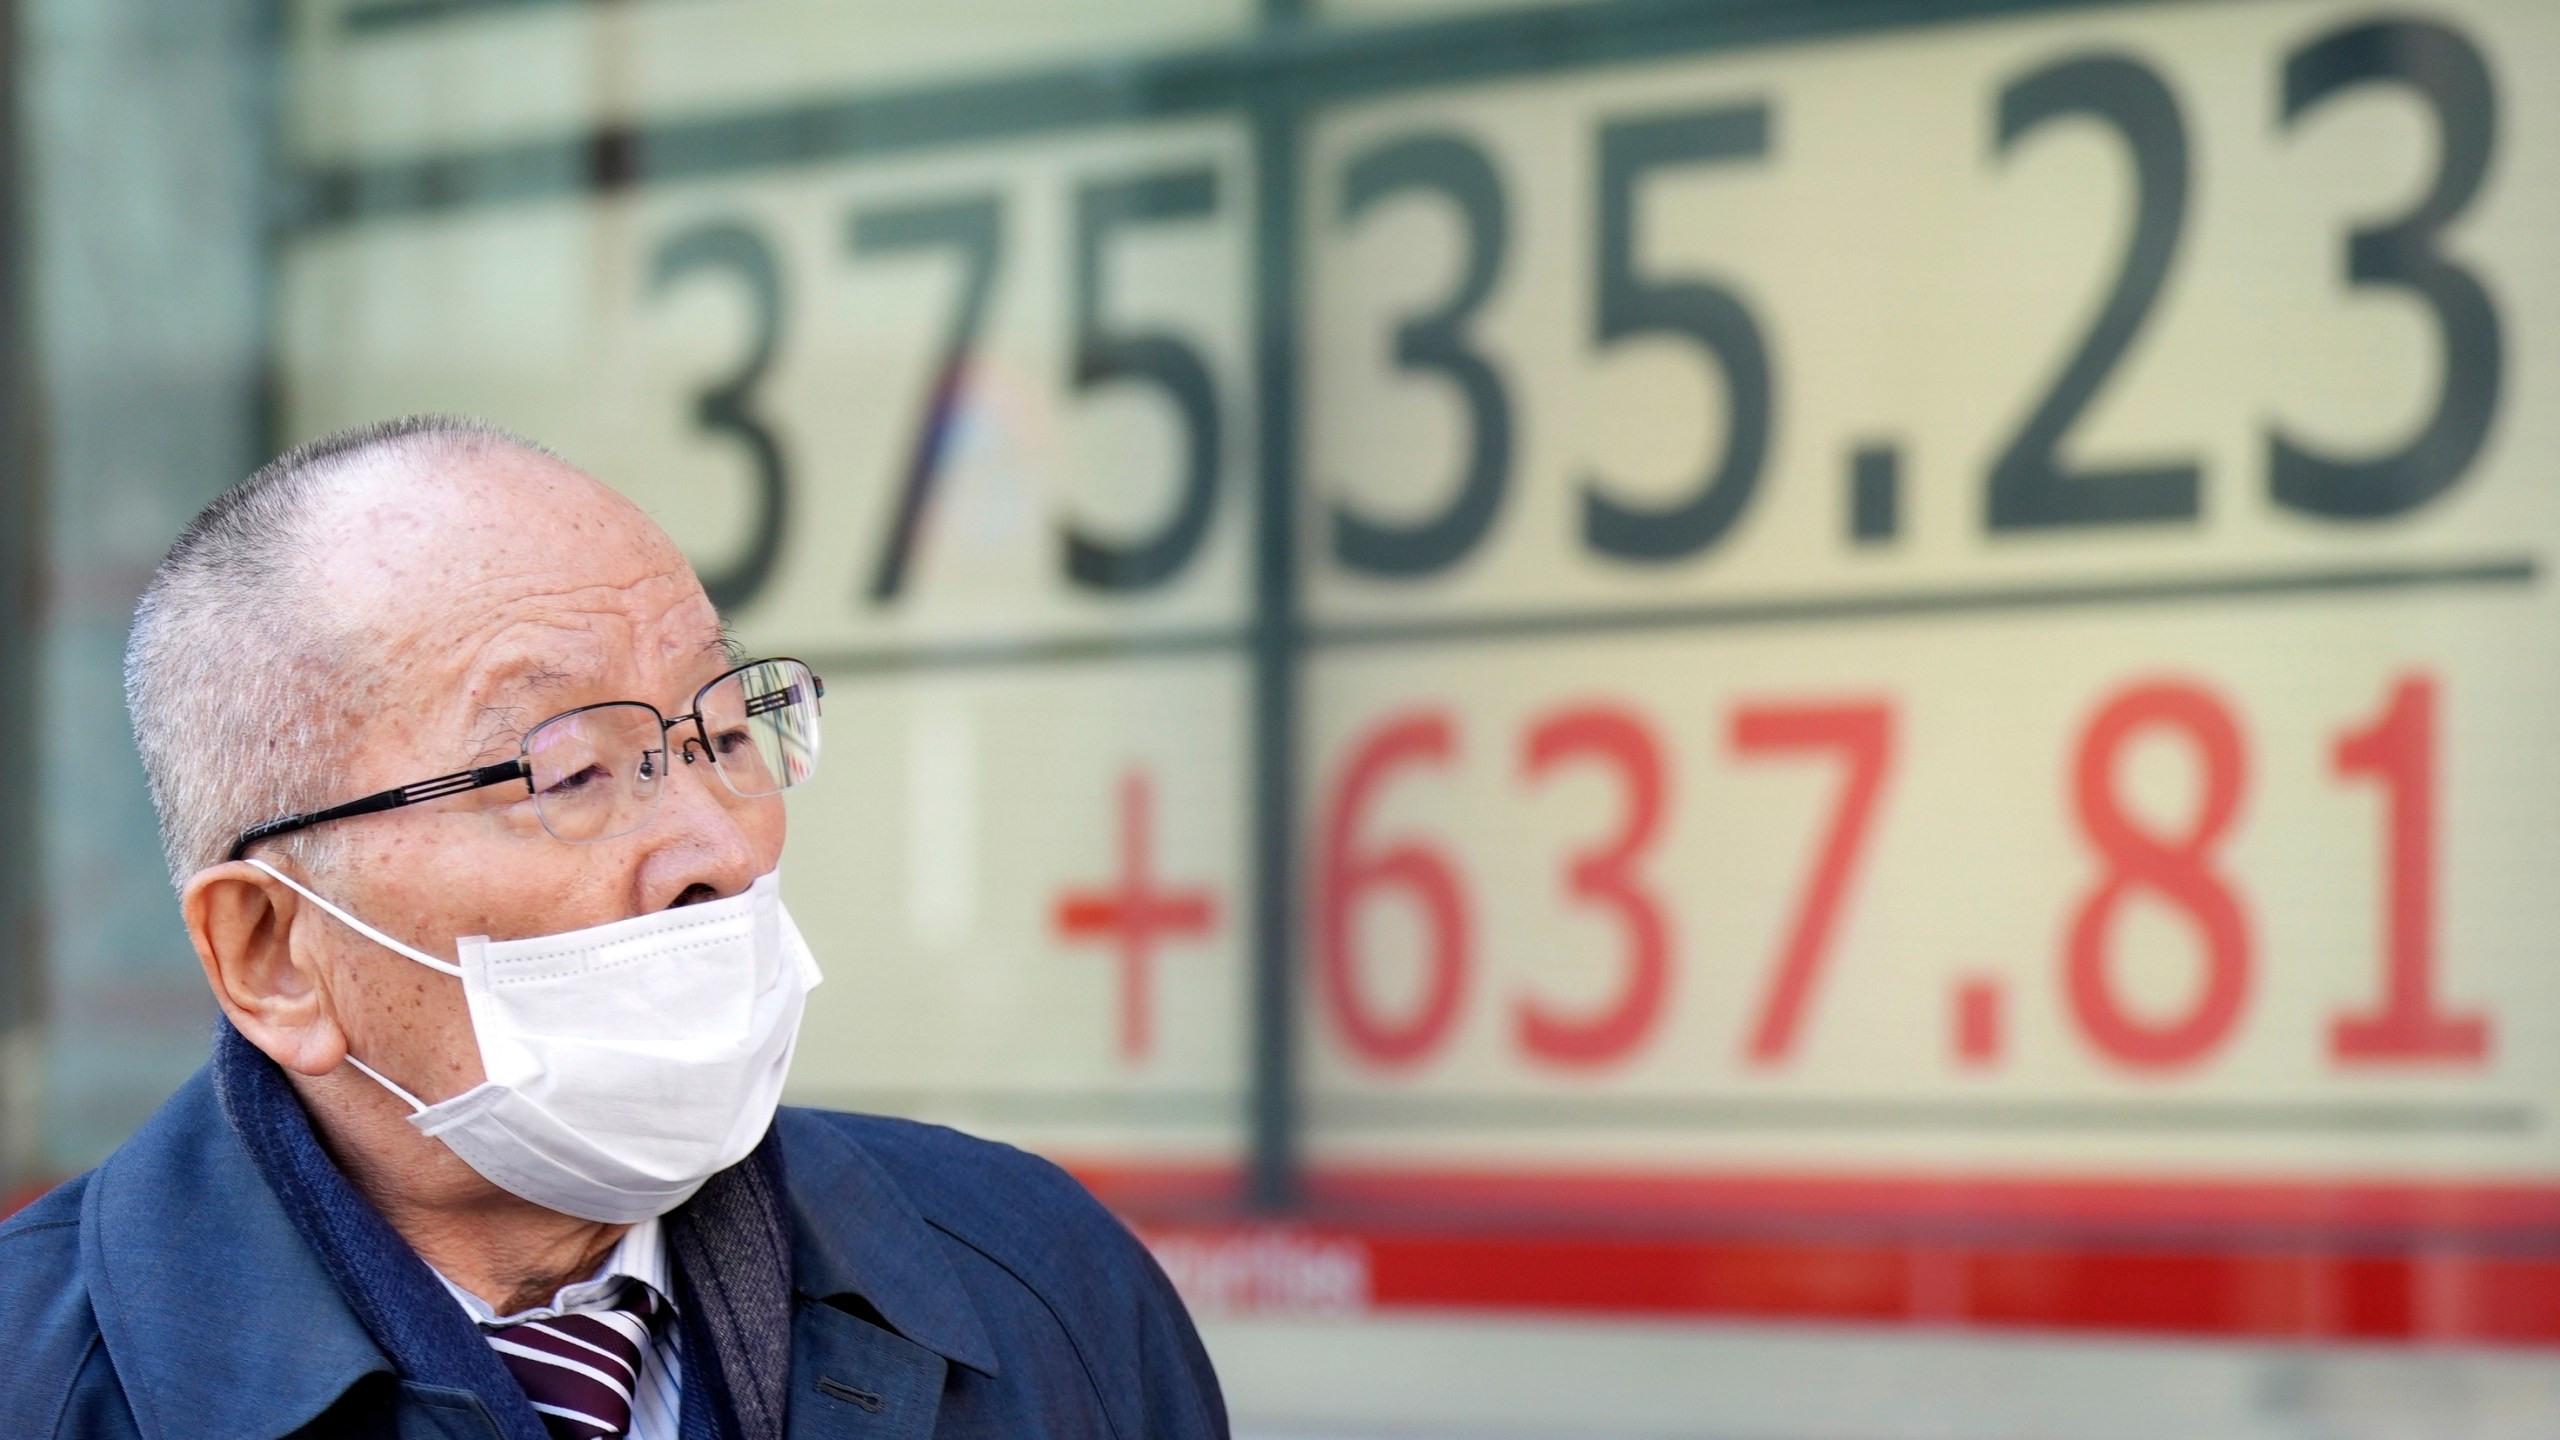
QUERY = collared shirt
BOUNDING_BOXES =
[431,1216,682,1440]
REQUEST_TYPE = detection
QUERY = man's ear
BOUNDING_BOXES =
[182,860,348,1077]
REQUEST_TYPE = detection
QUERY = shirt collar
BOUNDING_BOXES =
[432,1215,673,1327]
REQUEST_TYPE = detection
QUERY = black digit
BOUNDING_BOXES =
[2273,20,2499,520]
[1332,134,1511,578]
[1587,105,1773,562]
[849,196,1002,605]
[1066,168,1223,592]
[650,222,789,613]
[1988,55,2198,530]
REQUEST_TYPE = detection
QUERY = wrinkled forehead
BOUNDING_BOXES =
[302,445,725,734]
[457,609,735,728]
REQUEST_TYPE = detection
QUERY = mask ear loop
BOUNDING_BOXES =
[341,1054,433,1114]
[240,858,465,977]
[239,857,461,1116]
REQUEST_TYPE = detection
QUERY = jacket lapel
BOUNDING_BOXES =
[773,1109,999,1380]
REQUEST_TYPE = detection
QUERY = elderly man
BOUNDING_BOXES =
[0,418,1226,1438]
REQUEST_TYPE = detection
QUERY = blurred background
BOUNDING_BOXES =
[9,0,2560,1434]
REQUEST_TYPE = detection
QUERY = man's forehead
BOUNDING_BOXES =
[296,443,729,709]
[456,621,730,755]
[467,616,735,701]
[309,444,696,621]
[310,443,675,584]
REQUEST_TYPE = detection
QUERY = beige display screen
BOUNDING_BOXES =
[283,0,2560,1354]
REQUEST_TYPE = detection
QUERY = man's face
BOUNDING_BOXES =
[280,446,786,1112]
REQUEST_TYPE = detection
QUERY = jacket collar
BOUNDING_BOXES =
[76,1074,1003,1440]
[79,1067,390,1440]
[774,1108,999,1377]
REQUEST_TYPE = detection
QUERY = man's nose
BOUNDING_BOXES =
[641,735,762,907]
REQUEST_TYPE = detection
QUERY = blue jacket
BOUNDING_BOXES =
[0,1069,1228,1439]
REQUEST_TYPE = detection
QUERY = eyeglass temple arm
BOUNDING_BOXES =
[226,759,532,861]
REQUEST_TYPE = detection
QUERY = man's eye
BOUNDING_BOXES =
[539,762,609,797]
[710,726,754,757]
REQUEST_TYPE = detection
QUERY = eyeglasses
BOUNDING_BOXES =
[226,658,825,860]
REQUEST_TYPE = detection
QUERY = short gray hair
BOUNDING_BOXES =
[124,415,555,888]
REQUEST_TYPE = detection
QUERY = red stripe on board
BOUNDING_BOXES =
[1070,1162,2560,1344]
[1063,1160,2560,1234]
[1134,1222,2560,1344]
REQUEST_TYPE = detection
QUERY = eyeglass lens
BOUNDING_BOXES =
[519,660,823,844]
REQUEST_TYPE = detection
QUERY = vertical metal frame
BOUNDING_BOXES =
[0,0,39,1182]
[1245,0,1306,1210]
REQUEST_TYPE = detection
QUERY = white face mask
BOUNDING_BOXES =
[245,860,822,1224]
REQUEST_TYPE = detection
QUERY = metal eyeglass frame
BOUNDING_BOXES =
[224,658,825,861]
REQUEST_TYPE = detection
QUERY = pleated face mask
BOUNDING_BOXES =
[248,860,821,1223]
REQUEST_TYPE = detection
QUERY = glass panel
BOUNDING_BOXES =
[30,0,2560,1434]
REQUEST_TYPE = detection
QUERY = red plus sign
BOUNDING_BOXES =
[1051,770,1219,1061]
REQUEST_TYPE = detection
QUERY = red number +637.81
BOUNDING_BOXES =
[1314,674,2485,1075]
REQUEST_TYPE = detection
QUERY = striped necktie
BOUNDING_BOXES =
[482,1280,661,1440]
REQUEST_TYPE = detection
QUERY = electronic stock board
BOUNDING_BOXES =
[281,0,2560,1367]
